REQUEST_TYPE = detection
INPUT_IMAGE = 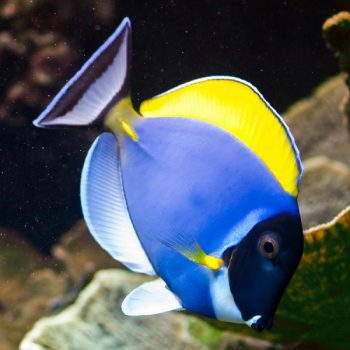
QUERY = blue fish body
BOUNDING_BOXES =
[120,116,299,318]
[33,18,304,330]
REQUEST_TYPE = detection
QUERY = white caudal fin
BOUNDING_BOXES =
[122,279,183,316]
[80,132,155,275]
[33,17,132,128]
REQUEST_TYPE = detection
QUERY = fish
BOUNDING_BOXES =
[33,17,304,331]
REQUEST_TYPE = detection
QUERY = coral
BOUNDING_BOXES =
[323,11,350,133]
[0,227,66,350]
[282,76,350,228]
[277,207,350,349]
[0,221,118,350]
[20,270,205,350]
[298,156,350,229]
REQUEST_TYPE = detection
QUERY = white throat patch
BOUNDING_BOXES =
[210,267,244,323]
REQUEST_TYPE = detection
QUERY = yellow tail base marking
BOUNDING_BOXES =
[120,119,138,141]
[104,96,140,142]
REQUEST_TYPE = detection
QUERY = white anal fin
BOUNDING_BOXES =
[122,279,183,316]
[33,17,131,128]
[80,132,155,275]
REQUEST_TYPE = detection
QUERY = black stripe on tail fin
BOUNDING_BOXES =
[33,17,132,128]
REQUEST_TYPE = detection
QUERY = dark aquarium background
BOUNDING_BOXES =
[2,1,350,349]
[0,0,344,251]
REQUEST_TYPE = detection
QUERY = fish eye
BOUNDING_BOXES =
[258,233,279,259]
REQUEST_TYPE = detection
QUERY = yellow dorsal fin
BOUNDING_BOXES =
[140,77,302,196]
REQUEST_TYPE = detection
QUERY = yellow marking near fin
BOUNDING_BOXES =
[104,96,140,141]
[140,77,301,196]
[178,243,224,271]
[120,119,138,141]
[161,233,224,270]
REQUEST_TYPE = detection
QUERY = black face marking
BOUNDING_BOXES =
[225,213,303,330]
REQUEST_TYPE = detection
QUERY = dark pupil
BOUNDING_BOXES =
[263,241,274,254]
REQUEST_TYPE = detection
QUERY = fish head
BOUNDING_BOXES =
[224,213,303,330]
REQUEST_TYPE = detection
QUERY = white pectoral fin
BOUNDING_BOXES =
[80,132,155,275]
[122,279,183,316]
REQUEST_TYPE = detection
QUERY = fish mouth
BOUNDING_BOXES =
[245,315,274,331]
